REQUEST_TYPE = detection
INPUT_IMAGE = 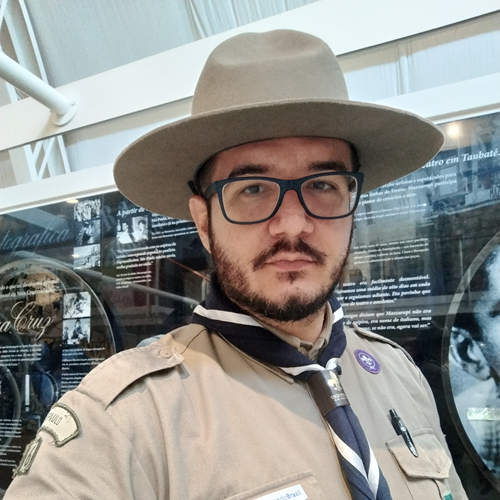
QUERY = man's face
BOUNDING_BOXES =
[475,248,500,375]
[190,137,354,322]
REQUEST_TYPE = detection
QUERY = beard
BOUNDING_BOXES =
[208,215,352,323]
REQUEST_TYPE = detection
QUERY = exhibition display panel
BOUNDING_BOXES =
[342,112,500,494]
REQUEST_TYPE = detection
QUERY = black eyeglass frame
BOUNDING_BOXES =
[200,171,365,225]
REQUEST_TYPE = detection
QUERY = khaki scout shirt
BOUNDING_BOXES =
[5,324,467,500]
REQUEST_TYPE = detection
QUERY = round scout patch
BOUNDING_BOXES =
[354,349,381,374]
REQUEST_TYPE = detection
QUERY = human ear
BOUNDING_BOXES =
[189,195,211,253]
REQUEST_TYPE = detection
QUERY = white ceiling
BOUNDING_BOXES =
[16,0,319,87]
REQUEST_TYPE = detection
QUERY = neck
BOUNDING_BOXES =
[250,305,327,343]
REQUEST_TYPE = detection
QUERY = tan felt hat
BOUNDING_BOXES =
[114,29,444,221]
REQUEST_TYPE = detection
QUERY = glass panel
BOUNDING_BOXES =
[341,111,500,497]
[0,190,208,490]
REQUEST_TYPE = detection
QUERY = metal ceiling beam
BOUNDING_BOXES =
[0,51,77,125]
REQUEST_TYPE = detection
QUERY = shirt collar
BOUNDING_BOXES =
[256,304,333,361]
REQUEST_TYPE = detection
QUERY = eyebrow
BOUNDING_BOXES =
[308,161,350,173]
[227,159,350,179]
[228,164,269,178]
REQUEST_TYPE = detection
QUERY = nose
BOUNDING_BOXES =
[268,189,314,238]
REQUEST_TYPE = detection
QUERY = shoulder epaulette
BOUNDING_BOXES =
[75,339,184,409]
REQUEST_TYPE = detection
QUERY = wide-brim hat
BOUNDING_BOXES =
[114,30,443,221]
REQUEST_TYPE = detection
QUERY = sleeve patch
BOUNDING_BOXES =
[39,402,80,446]
[12,436,42,477]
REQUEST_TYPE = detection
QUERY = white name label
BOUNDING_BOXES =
[256,484,308,500]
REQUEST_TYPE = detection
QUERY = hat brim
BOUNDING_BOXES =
[113,99,443,221]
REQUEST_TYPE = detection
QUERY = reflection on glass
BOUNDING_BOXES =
[0,189,209,491]
[449,244,500,479]
[0,258,115,491]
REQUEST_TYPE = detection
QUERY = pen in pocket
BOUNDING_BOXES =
[389,408,419,457]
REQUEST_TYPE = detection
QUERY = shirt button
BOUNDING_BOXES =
[160,348,173,359]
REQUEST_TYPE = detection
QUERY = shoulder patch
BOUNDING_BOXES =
[76,339,185,409]
[13,436,42,477]
[39,402,80,446]
[350,323,416,366]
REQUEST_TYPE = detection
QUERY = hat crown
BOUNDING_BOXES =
[192,30,349,115]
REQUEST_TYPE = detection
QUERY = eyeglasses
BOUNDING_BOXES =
[202,172,364,224]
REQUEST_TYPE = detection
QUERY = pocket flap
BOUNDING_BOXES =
[386,428,451,479]
[225,471,326,500]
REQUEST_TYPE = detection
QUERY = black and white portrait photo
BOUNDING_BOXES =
[62,318,91,345]
[74,198,101,222]
[75,220,101,246]
[132,216,148,243]
[116,219,134,245]
[63,291,91,319]
[73,245,100,269]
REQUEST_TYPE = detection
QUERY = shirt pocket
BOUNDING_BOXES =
[386,427,452,499]
[224,471,327,500]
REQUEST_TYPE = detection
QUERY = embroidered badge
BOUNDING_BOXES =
[13,436,42,477]
[39,402,80,446]
[354,349,381,374]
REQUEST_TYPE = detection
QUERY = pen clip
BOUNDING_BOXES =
[389,409,419,457]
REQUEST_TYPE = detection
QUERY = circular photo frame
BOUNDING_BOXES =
[0,257,115,493]
[443,231,500,491]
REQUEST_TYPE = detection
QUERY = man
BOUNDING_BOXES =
[117,220,133,244]
[6,30,467,499]
[450,244,500,478]
[133,218,148,242]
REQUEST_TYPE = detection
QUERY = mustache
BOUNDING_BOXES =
[252,239,327,271]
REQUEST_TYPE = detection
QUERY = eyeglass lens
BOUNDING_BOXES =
[221,174,359,223]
